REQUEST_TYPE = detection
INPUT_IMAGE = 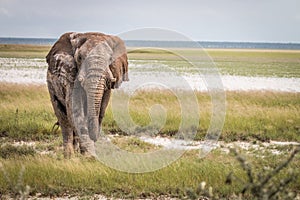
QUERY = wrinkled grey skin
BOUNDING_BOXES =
[46,32,128,158]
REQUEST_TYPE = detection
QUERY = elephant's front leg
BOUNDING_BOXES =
[60,124,75,158]
[65,85,81,154]
[48,82,75,158]
[51,101,75,158]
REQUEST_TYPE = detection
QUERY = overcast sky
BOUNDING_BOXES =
[0,0,299,42]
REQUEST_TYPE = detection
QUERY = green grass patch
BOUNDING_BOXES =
[0,144,35,159]
[0,149,299,198]
[111,136,161,153]
[0,152,237,198]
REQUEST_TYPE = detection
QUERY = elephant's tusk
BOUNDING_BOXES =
[78,76,84,82]
[107,68,116,82]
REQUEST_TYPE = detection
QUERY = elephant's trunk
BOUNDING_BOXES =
[86,76,106,141]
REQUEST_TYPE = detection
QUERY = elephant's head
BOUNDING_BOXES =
[70,32,129,141]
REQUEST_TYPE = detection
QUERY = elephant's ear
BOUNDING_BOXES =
[46,32,74,74]
[108,36,129,89]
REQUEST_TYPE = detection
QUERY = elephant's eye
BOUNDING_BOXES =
[78,55,82,62]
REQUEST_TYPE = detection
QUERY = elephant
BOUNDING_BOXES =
[46,32,129,158]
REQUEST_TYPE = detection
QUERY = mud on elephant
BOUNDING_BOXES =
[46,32,129,158]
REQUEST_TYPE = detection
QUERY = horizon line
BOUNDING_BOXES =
[0,36,300,44]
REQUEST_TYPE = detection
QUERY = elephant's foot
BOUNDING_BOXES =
[80,134,97,158]
[63,142,74,158]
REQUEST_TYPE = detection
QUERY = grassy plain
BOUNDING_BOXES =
[0,44,299,199]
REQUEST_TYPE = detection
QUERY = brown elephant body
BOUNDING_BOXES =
[46,32,128,158]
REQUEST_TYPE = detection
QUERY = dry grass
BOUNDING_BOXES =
[0,83,299,142]
[0,44,50,58]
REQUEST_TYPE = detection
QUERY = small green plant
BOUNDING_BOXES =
[0,163,31,200]
[186,181,215,200]
[226,147,299,200]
